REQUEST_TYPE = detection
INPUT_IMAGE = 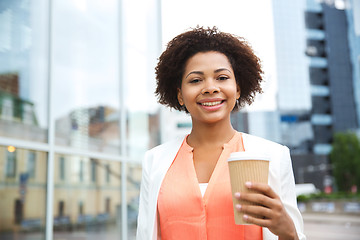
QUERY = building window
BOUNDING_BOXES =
[14,199,23,224]
[91,159,97,182]
[1,98,13,120]
[27,151,36,178]
[79,201,84,215]
[59,156,65,180]
[22,103,34,125]
[6,150,16,178]
[105,164,110,183]
[105,197,110,213]
[58,201,65,217]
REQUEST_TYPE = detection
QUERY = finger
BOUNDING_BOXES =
[242,213,270,227]
[237,203,272,219]
[237,190,284,213]
[245,182,279,199]
[237,191,273,208]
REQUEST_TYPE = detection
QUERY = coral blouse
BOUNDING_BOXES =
[157,132,262,240]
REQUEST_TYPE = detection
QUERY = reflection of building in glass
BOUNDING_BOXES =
[0,147,47,231]
[55,105,160,159]
[56,106,120,153]
[0,73,38,125]
[0,145,128,231]
[52,155,122,229]
[0,73,46,142]
[0,0,160,238]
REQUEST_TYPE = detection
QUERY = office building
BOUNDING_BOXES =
[303,0,359,188]
[305,1,358,152]
[0,0,161,239]
[346,0,360,126]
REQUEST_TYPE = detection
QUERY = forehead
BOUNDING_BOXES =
[184,51,233,72]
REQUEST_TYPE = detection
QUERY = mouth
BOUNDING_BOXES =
[199,101,223,106]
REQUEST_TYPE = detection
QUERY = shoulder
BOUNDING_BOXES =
[146,136,184,156]
[241,132,289,155]
[143,136,185,167]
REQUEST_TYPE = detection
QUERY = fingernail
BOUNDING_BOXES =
[235,204,242,210]
[245,181,252,188]
[234,192,240,198]
[243,214,248,220]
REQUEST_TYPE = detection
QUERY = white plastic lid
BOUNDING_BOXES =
[227,152,270,162]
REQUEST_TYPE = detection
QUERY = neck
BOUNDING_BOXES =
[187,118,236,148]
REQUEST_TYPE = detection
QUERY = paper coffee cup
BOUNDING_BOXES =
[227,152,270,225]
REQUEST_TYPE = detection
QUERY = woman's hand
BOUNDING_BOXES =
[234,182,299,240]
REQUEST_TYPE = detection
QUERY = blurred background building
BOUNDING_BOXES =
[0,0,359,239]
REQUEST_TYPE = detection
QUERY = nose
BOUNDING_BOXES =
[201,79,220,95]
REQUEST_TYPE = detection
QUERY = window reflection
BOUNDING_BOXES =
[27,151,36,178]
[54,103,121,154]
[0,146,47,240]
[0,1,48,143]
[127,162,142,237]
[53,154,122,239]
[52,0,120,154]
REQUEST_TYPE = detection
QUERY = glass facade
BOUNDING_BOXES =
[0,0,161,239]
[52,0,121,154]
[272,0,311,111]
[0,147,47,239]
[0,0,49,143]
[52,154,122,239]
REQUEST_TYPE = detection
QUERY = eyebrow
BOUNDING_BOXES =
[185,68,232,79]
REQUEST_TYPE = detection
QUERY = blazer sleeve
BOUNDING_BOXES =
[136,150,151,240]
[279,146,306,240]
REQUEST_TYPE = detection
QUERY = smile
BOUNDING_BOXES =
[199,101,223,106]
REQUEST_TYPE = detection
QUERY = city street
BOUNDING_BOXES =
[303,213,360,240]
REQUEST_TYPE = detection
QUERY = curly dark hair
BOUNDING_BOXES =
[155,26,264,112]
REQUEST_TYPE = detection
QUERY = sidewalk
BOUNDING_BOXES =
[302,212,360,225]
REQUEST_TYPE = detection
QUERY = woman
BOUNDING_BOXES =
[136,26,306,240]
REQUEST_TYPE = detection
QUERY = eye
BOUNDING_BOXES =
[189,78,201,84]
[218,75,229,81]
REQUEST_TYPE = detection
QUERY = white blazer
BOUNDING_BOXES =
[136,133,306,240]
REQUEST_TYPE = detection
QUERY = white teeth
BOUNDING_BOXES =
[201,101,222,106]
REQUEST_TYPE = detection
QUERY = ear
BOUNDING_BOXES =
[236,85,241,99]
[177,88,184,106]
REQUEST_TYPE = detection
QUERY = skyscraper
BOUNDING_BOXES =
[345,0,360,126]
[304,0,359,189]
[306,0,358,152]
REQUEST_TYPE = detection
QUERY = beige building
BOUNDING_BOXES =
[0,145,135,232]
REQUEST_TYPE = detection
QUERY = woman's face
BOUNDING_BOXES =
[177,51,240,125]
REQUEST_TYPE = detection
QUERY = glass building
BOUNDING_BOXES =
[0,0,161,239]
[346,0,360,126]
[272,0,311,112]
[306,0,358,153]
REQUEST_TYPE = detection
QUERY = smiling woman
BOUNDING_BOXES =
[177,51,240,126]
[137,26,306,240]
[155,27,263,113]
